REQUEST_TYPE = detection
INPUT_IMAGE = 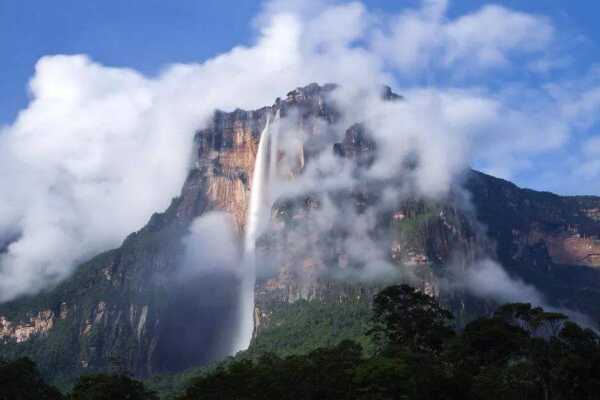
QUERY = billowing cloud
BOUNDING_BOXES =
[181,212,240,277]
[1,0,600,303]
[462,259,544,304]
[371,1,553,75]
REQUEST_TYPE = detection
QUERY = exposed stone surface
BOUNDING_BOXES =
[333,123,376,167]
[0,83,599,384]
[195,108,270,232]
[528,229,600,267]
[0,311,55,343]
[0,99,274,381]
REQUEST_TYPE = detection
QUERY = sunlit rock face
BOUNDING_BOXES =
[0,96,274,380]
[194,108,270,233]
[0,83,600,384]
[0,311,55,343]
[189,83,341,233]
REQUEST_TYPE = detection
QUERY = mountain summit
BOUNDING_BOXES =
[0,84,599,384]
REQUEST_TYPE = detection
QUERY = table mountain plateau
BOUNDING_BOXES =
[0,83,599,384]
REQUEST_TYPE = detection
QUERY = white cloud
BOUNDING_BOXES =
[445,5,553,68]
[371,2,553,75]
[1,0,600,302]
[182,212,240,277]
[463,259,544,304]
[0,56,193,300]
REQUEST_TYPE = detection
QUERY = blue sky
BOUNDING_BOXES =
[3,1,600,125]
[1,0,257,124]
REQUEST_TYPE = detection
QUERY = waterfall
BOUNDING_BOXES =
[234,110,280,352]
[269,113,280,186]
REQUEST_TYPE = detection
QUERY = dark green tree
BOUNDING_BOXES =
[180,340,364,400]
[352,355,414,400]
[547,322,600,400]
[0,357,64,400]
[494,303,568,336]
[368,284,454,355]
[69,373,158,400]
[458,317,529,368]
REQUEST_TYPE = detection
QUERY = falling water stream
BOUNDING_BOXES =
[233,110,280,352]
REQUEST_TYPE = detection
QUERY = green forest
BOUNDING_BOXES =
[1,285,598,400]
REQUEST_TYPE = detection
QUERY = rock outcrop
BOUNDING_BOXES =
[0,100,275,381]
[0,311,55,343]
[0,83,599,384]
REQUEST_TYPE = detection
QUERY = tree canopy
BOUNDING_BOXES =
[1,285,599,400]
[0,357,64,400]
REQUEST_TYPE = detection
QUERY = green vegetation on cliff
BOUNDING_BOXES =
[249,298,374,357]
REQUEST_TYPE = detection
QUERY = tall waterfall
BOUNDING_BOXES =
[234,110,280,352]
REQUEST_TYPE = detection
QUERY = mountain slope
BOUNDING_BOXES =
[0,83,599,385]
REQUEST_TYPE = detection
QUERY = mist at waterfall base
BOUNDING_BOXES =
[168,113,281,361]
[155,212,243,371]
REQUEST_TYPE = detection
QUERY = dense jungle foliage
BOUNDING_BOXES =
[2,285,598,400]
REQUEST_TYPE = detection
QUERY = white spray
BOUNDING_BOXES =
[234,110,280,352]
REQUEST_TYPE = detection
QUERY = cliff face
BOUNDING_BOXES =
[0,103,272,381]
[466,171,600,312]
[0,311,55,343]
[0,83,599,383]
[194,108,270,233]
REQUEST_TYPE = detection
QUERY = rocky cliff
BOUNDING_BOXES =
[0,100,272,382]
[0,83,599,384]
